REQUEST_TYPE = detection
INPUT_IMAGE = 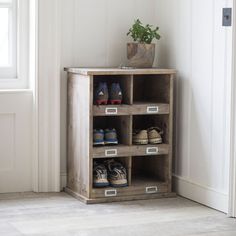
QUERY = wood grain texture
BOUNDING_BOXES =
[67,73,91,198]
[168,74,174,192]
[93,144,169,158]
[93,103,169,116]
[131,144,169,156]
[90,181,168,199]
[93,145,131,158]
[66,187,175,204]
[64,67,177,75]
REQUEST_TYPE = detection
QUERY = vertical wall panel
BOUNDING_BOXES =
[156,0,232,212]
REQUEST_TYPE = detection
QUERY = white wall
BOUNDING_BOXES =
[60,0,157,186]
[156,0,232,212]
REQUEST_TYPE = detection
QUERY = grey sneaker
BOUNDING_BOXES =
[93,161,109,188]
[105,159,128,187]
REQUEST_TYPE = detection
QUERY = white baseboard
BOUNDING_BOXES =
[173,175,228,213]
[60,172,67,191]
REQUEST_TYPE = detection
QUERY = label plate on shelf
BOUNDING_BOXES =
[146,186,158,194]
[147,106,159,114]
[105,107,118,115]
[146,147,159,155]
[105,149,117,157]
[105,189,117,197]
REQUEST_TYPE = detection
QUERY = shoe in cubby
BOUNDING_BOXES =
[133,115,168,144]
[105,159,128,188]
[93,75,132,105]
[104,128,118,145]
[93,116,131,146]
[94,82,109,105]
[93,161,109,188]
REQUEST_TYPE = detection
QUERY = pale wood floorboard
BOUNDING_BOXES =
[0,192,235,236]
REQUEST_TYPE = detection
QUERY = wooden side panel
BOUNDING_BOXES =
[168,74,174,192]
[67,73,91,198]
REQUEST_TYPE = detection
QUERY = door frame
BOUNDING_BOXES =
[228,2,236,217]
[32,0,61,192]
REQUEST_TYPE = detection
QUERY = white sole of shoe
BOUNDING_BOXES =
[133,139,149,145]
[149,138,162,144]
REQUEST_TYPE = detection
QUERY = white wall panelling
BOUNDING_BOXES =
[156,0,233,212]
[38,0,61,192]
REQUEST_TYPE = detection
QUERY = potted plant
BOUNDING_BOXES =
[127,19,161,68]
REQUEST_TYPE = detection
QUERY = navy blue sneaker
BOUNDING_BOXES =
[109,83,122,105]
[93,129,105,145]
[104,129,118,145]
[94,82,108,105]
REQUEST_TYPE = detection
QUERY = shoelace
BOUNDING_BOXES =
[147,127,163,135]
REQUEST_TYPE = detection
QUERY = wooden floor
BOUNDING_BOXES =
[0,192,235,236]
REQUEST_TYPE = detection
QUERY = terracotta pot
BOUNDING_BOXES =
[127,43,155,68]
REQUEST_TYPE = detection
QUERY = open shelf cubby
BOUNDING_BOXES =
[65,68,176,203]
[93,75,132,105]
[133,115,169,144]
[133,74,170,104]
[132,156,167,184]
[93,116,131,146]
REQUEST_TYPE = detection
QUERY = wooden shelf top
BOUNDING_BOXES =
[64,67,177,75]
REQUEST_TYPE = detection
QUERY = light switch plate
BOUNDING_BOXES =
[223,8,232,27]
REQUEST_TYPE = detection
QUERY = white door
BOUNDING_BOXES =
[0,0,33,193]
[0,92,32,193]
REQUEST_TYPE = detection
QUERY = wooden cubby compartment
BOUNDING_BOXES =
[133,74,170,104]
[93,116,131,146]
[93,75,132,105]
[65,68,176,204]
[132,156,168,184]
[133,115,169,144]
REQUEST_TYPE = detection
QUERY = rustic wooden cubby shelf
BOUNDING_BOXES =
[64,67,176,204]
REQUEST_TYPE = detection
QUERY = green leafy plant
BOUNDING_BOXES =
[127,19,161,44]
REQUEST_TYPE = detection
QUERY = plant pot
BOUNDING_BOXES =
[127,43,155,68]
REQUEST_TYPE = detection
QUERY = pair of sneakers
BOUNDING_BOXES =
[133,127,163,145]
[93,159,128,188]
[93,128,118,146]
[94,82,123,105]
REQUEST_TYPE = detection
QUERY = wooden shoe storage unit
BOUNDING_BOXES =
[65,68,176,204]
